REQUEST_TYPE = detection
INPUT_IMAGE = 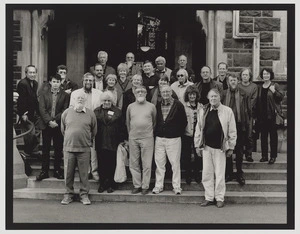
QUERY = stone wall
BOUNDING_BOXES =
[13,20,22,92]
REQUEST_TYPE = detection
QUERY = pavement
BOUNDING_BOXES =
[13,199,287,224]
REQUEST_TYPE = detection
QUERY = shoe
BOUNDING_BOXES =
[36,171,49,181]
[141,189,149,195]
[80,196,91,205]
[61,196,73,205]
[269,158,276,164]
[186,177,192,185]
[173,188,182,195]
[236,175,245,186]
[216,201,224,208]
[260,157,268,162]
[98,186,105,193]
[195,174,202,184]
[53,170,64,179]
[131,187,142,194]
[152,187,163,194]
[246,156,254,162]
[200,200,215,207]
[225,175,233,183]
[107,187,114,193]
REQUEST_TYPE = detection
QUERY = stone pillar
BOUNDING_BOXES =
[66,23,85,87]
[207,10,215,77]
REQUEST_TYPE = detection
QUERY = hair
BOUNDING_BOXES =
[155,56,166,64]
[97,51,108,59]
[160,85,172,93]
[100,91,115,103]
[117,63,129,75]
[126,52,135,59]
[177,68,188,78]
[76,90,86,100]
[82,72,94,80]
[260,68,275,80]
[239,68,253,81]
[184,85,200,102]
[178,55,187,61]
[207,88,221,98]
[105,74,117,82]
[25,65,37,73]
[94,63,103,69]
[133,85,147,94]
[201,65,212,73]
[49,74,62,82]
[159,75,169,84]
[143,60,153,67]
[56,64,68,73]
[218,62,228,69]
[131,74,143,83]
[228,73,239,80]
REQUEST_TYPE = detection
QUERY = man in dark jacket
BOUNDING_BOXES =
[17,65,41,158]
[90,51,116,79]
[36,74,70,181]
[152,85,187,195]
[195,66,223,106]
[222,74,251,185]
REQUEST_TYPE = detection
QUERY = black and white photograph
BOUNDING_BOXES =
[4,1,296,231]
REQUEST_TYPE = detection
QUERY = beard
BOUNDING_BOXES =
[137,96,146,103]
[75,103,84,111]
[84,84,92,92]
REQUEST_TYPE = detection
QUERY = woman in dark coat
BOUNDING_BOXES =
[94,91,123,193]
[256,68,284,164]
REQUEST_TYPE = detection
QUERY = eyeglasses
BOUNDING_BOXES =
[177,74,185,77]
[59,71,67,74]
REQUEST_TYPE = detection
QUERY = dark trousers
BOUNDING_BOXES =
[41,126,63,172]
[261,118,278,159]
[20,115,40,155]
[98,149,117,188]
[181,135,202,179]
[226,124,244,177]
[244,118,253,158]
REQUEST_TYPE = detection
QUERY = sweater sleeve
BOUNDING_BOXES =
[152,104,157,130]
[273,83,284,103]
[126,105,131,134]
[90,111,97,139]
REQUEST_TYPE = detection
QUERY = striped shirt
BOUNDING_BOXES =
[161,97,174,121]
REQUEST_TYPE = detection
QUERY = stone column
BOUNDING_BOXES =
[207,10,215,78]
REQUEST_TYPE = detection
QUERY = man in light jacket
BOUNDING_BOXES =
[194,88,237,208]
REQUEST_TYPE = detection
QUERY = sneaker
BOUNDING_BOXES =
[173,187,182,195]
[36,171,49,181]
[61,196,73,205]
[131,187,142,194]
[80,196,91,205]
[152,187,163,194]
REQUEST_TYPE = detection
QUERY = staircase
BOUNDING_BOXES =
[13,151,287,204]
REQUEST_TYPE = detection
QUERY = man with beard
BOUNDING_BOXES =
[222,74,250,185]
[126,85,156,195]
[61,91,97,205]
[170,68,193,104]
[194,88,236,208]
[93,63,105,91]
[214,62,230,90]
[70,72,102,181]
[170,55,195,84]
[90,51,116,79]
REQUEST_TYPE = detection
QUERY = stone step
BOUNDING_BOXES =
[27,176,286,192]
[13,188,287,204]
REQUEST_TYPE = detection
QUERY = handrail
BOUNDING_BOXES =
[13,110,35,140]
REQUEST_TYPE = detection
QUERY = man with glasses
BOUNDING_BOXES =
[126,85,156,195]
[70,72,102,181]
[170,55,195,84]
[170,69,193,104]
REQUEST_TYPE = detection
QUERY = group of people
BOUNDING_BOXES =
[16,50,284,208]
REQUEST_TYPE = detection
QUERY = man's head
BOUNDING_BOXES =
[25,65,37,80]
[101,91,114,109]
[97,51,108,66]
[218,62,228,77]
[94,63,103,79]
[105,74,117,88]
[49,74,62,90]
[240,68,252,83]
[82,72,94,92]
[155,56,166,71]
[56,65,68,80]
[207,88,221,107]
[176,69,188,85]
[201,66,212,81]
[117,63,129,78]
[131,74,143,87]
[126,52,135,63]
[158,75,169,87]
[160,85,172,101]
[178,55,187,68]
[184,85,200,103]
[133,85,147,103]
[228,74,239,90]
[143,60,154,75]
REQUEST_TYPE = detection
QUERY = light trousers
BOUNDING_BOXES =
[202,145,226,202]
[154,137,181,190]
[89,140,99,178]
[129,137,154,189]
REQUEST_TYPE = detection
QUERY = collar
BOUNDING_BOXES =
[95,77,103,82]
[178,81,189,87]
[51,88,60,94]
[74,106,86,113]
[162,97,174,106]
[156,68,166,73]
[210,104,221,111]
[145,72,154,78]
